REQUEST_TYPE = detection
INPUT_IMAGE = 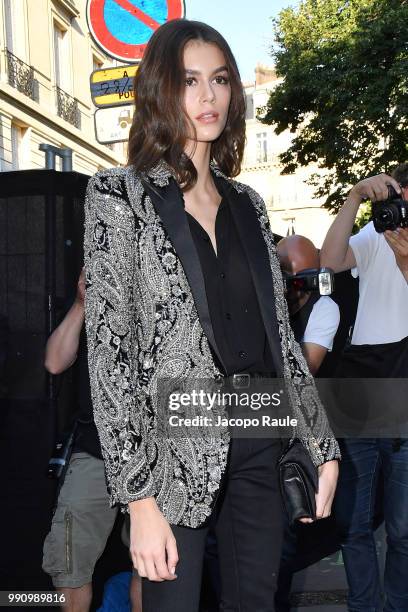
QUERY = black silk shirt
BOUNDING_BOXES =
[185,196,276,377]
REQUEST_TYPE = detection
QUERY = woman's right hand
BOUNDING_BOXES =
[128,497,179,582]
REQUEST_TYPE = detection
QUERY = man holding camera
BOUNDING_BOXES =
[277,235,340,375]
[321,165,408,612]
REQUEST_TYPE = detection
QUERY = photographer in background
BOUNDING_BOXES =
[277,235,340,375]
[320,166,408,612]
[42,269,142,612]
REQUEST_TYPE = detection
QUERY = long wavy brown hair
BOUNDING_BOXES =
[127,19,246,189]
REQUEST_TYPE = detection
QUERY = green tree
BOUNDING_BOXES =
[261,0,408,220]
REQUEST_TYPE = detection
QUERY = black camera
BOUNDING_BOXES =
[283,267,335,295]
[372,185,408,233]
[47,421,77,480]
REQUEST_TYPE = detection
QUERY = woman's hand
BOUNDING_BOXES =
[129,497,179,582]
[298,459,339,524]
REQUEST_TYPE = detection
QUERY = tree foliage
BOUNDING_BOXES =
[262,0,408,215]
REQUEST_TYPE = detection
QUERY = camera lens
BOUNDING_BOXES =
[379,208,393,222]
[291,278,306,291]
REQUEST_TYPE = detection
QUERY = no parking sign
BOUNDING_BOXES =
[87,0,185,63]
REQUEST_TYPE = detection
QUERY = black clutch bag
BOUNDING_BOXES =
[278,439,319,524]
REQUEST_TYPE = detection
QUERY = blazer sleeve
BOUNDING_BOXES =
[243,182,341,466]
[83,173,157,508]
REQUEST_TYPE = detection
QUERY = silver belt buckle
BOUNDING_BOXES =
[232,373,250,389]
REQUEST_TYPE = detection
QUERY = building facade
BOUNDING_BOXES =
[0,0,127,175]
[239,64,333,247]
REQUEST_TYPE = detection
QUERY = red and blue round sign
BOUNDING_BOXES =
[87,0,185,63]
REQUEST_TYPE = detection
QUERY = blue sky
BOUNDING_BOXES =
[185,0,297,82]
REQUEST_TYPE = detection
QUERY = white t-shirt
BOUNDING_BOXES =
[349,221,408,345]
[302,296,340,351]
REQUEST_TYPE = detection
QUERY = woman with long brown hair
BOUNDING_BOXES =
[83,19,340,611]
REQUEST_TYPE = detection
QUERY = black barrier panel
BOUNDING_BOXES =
[0,170,88,404]
[0,170,91,593]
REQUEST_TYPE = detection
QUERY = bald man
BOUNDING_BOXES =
[277,235,340,375]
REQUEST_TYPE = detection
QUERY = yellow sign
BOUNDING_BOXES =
[90,65,138,108]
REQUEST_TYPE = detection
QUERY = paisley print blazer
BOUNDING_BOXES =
[83,161,340,528]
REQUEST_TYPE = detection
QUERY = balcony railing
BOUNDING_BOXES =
[56,86,81,129]
[6,49,37,100]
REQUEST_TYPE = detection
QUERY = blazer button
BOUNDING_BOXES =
[238,351,247,359]
[225,312,231,320]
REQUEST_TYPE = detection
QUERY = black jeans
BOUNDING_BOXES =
[142,437,284,612]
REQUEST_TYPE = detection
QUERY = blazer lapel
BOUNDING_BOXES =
[216,178,284,375]
[143,178,227,374]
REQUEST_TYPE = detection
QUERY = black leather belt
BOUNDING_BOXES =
[228,371,276,389]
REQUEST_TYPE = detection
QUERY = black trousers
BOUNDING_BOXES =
[142,437,285,612]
